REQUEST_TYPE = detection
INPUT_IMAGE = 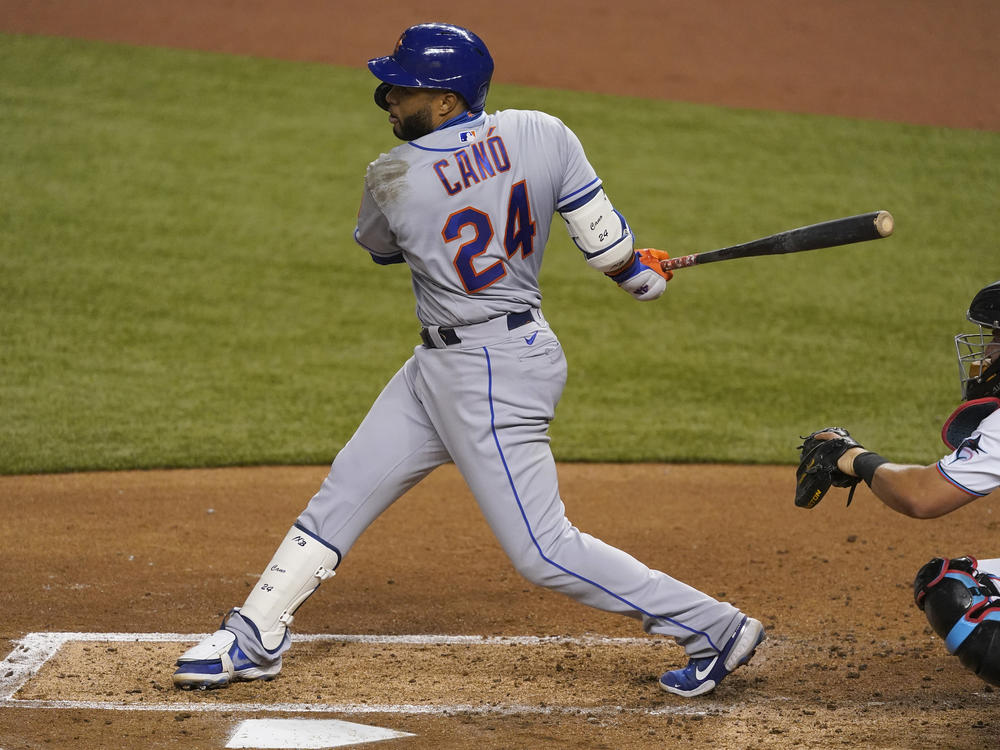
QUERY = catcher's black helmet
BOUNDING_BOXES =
[955,280,1000,400]
[968,281,1000,329]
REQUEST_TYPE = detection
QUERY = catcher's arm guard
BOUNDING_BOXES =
[794,427,864,508]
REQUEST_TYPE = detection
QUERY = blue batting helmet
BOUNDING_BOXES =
[368,23,494,113]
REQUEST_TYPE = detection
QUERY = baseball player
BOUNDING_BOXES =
[795,279,1000,684]
[172,22,764,698]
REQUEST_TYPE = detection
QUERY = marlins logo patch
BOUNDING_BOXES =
[950,435,984,462]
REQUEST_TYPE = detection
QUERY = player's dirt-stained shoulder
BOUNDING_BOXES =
[364,153,411,211]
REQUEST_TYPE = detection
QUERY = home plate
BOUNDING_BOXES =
[226,718,415,748]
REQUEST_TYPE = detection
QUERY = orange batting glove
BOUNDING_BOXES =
[636,249,673,282]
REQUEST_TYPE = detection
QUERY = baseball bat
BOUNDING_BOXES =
[659,210,894,271]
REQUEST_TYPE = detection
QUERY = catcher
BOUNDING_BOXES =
[795,280,1000,686]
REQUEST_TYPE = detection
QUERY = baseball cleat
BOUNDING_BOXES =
[659,615,765,697]
[172,629,281,690]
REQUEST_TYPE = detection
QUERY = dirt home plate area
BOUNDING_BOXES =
[2,2,999,748]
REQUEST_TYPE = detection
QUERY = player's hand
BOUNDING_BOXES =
[608,251,670,301]
[808,431,866,476]
[794,427,865,508]
[637,249,673,282]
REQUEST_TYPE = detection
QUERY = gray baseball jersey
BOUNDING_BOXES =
[296,108,748,659]
[355,109,599,327]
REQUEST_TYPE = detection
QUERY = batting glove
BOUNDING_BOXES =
[608,250,672,301]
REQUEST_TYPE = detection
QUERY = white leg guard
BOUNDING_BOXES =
[237,524,341,651]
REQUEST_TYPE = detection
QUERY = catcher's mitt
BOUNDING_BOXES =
[794,427,864,509]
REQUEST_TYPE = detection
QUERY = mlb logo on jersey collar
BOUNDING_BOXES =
[460,129,478,142]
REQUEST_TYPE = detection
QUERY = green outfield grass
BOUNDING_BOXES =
[1,34,997,474]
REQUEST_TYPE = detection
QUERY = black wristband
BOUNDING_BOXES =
[853,451,889,486]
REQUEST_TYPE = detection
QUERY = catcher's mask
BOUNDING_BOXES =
[368,23,493,114]
[955,280,1000,400]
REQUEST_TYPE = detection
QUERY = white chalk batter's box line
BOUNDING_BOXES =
[0,632,710,718]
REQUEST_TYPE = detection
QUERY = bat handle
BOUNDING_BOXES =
[661,254,698,271]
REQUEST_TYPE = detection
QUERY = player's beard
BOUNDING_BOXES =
[394,107,435,141]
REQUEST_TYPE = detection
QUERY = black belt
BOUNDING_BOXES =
[420,309,534,349]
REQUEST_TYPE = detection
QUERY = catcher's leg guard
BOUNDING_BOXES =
[947,598,1000,686]
[913,557,995,638]
[235,524,341,653]
[976,558,1000,578]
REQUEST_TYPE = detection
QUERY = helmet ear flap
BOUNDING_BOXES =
[374,82,392,111]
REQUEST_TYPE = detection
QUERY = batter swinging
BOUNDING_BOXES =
[173,22,764,699]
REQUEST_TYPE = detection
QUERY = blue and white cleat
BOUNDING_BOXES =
[659,615,765,697]
[172,629,281,690]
